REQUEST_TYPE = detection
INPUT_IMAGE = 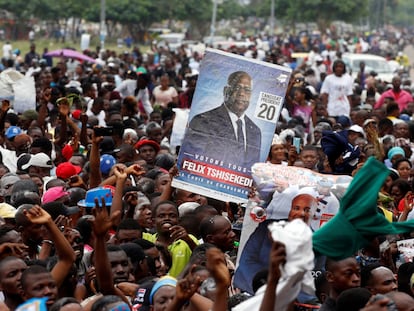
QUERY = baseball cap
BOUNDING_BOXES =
[5,126,22,140]
[178,202,200,217]
[56,162,82,180]
[42,186,69,204]
[100,154,116,175]
[20,110,38,121]
[61,144,74,161]
[348,125,365,138]
[0,203,17,218]
[71,109,82,120]
[99,137,116,155]
[78,187,113,208]
[21,153,52,170]
[17,153,32,172]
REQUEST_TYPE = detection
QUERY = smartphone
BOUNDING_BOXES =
[293,137,301,153]
[94,127,114,137]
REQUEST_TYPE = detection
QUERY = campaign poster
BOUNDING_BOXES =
[233,163,353,294]
[172,48,292,203]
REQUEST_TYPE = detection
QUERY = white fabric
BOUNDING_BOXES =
[233,219,314,311]
[115,79,136,98]
[136,88,153,115]
[320,73,353,117]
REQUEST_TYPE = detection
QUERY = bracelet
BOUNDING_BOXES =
[42,240,53,245]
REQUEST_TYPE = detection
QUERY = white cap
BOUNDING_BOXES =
[178,202,200,217]
[21,152,52,170]
[348,125,365,138]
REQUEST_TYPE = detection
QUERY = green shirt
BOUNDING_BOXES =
[143,232,199,277]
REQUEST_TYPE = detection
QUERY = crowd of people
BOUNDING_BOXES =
[0,27,414,310]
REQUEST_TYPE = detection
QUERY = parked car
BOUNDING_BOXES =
[342,53,396,83]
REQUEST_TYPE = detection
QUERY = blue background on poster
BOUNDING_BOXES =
[186,49,291,160]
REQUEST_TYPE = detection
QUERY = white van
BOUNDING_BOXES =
[342,53,395,83]
[157,33,186,51]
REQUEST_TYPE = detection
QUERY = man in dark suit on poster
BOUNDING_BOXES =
[182,71,262,170]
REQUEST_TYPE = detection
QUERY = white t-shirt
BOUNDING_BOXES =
[320,73,353,117]
[115,79,136,98]
[136,88,153,115]
[2,43,12,59]
[152,86,178,108]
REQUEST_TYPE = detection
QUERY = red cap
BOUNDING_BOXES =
[56,162,82,180]
[134,139,160,153]
[71,109,82,120]
[61,144,74,161]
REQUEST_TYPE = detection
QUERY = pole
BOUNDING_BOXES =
[209,0,218,45]
[270,0,275,36]
[100,0,106,51]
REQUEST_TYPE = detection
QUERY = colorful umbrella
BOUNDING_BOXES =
[45,49,96,63]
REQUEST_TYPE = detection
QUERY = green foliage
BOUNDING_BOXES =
[246,0,369,30]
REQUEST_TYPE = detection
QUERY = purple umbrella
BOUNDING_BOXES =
[45,49,96,63]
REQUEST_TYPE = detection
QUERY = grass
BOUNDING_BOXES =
[2,37,148,56]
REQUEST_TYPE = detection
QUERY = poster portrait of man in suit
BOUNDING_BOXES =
[183,71,261,170]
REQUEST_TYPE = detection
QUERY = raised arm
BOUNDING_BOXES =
[91,198,120,295]
[89,130,103,188]
[111,166,127,226]
[206,248,231,311]
[259,240,286,311]
[24,206,76,287]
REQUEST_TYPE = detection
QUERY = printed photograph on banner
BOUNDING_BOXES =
[173,48,292,203]
[233,163,353,294]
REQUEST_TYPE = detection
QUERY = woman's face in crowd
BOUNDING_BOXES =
[390,186,404,205]
[270,144,286,163]
[153,286,176,311]
[396,161,411,180]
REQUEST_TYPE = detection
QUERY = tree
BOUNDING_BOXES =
[245,0,369,33]
[173,0,246,39]
[84,0,167,42]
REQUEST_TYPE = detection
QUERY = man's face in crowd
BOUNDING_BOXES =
[288,194,316,224]
[65,229,84,262]
[327,257,360,294]
[139,145,157,164]
[131,192,152,229]
[176,189,206,206]
[206,216,236,252]
[21,222,45,246]
[300,150,318,170]
[154,203,178,234]
[145,246,163,277]
[224,74,252,118]
[22,272,58,307]
[108,250,130,284]
[116,229,141,244]
[367,266,397,294]
[150,113,162,125]
[394,123,409,138]
[155,173,171,194]
[392,77,402,90]
[0,258,27,295]
[28,128,43,141]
